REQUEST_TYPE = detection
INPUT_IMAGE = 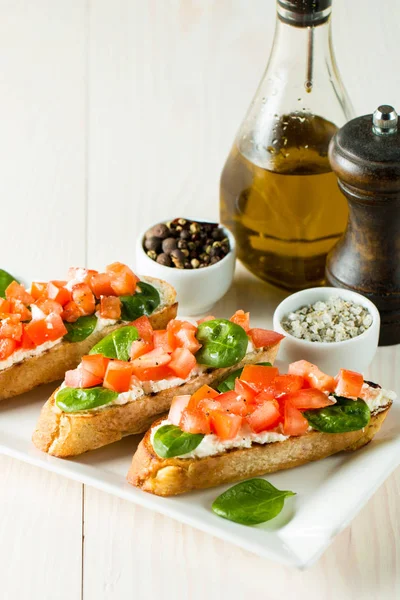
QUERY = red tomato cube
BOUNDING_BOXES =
[270,374,304,394]
[209,410,242,440]
[106,262,139,296]
[100,296,121,320]
[168,348,197,379]
[0,338,17,360]
[335,369,364,398]
[46,282,71,307]
[34,298,63,316]
[230,309,250,332]
[90,273,115,298]
[240,364,279,391]
[248,328,285,348]
[218,391,248,416]
[65,366,103,388]
[130,315,153,343]
[0,316,23,341]
[61,301,82,323]
[287,388,334,410]
[10,299,32,322]
[103,360,133,393]
[246,399,281,433]
[130,340,154,360]
[288,360,335,392]
[180,408,211,435]
[5,281,34,306]
[283,402,309,436]
[168,395,191,426]
[71,283,96,316]
[30,282,47,301]
[153,330,174,353]
[81,354,109,379]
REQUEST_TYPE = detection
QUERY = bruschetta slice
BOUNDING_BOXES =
[127,362,396,496]
[32,311,284,457]
[0,263,177,400]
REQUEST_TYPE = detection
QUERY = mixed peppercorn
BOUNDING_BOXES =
[143,218,230,269]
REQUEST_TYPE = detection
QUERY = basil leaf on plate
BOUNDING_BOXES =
[64,314,98,343]
[304,396,371,433]
[55,386,118,413]
[153,424,204,458]
[120,281,160,321]
[212,479,296,526]
[217,362,272,393]
[195,319,249,369]
[89,325,138,361]
[0,269,19,298]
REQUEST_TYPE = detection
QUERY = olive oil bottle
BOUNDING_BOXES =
[220,0,354,290]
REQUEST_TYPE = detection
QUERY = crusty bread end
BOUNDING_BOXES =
[32,343,281,457]
[127,407,391,496]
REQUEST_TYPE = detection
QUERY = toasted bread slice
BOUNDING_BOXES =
[32,343,281,457]
[127,406,391,496]
[0,276,177,401]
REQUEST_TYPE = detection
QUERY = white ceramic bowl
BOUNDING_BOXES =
[273,287,380,375]
[135,222,236,316]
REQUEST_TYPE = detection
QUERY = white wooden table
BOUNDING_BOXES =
[1,1,399,598]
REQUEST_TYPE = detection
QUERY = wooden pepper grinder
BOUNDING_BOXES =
[326,105,400,346]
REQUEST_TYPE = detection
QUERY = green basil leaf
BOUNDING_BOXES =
[120,281,160,321]
[217,362,272,393]
[304,396,371,433]
[153,424,204,458]
[89,325,138,361]
[195,319,249,368]
[0,269,19,298]
[55,386,118,413]
[212,479,296,526]
[63,315,98,342]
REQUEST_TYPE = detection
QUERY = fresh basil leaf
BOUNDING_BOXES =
[195,319,249,368]
[120,281,160,321]
[0,269,19,298]
[304,396,371,433]
[212,479,296,526]
[153,424,204,458]
[63,315,98,342]
[89,325,138,361]
[55,386,118,413]
[217,362,272,393]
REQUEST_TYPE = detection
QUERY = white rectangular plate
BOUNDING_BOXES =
[1,361,399,569]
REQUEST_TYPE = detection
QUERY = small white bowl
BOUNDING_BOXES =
[273,287,380,375]
[135,221,236,316]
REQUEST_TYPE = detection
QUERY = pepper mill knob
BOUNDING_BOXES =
[326,105,400,346]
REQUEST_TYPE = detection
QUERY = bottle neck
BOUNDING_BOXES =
[277,0,332,27]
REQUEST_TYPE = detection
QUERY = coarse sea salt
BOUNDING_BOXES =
[281,296,373,343]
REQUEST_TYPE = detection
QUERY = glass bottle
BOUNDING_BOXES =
[220,0,354,290]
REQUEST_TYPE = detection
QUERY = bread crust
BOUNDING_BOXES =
[32,343,281,457]
[127,407,392,496]
[0,276,177,401]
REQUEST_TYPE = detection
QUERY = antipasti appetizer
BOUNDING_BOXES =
[127,361,396,496]
[32,311,283,457]
[0,263,177,400]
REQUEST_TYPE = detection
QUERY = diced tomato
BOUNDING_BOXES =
[34,298,63,316]
[30,281,47,300]
[106,262,139,296]
[0,338,17,360]
[103,360,133,393]
[132,364,172,382]
[287,388,334,410]
[61,301,81,323]
[234,379,258,403]
[71,283,96,316]
[130,340,154,360]
[218,391,248,416]
[153,330,174,353]
[288,360,335,392]
[81,354,109,379]
[90,272,115,298]
[253,390,276,405]
[168,395,191,426]
[197,315,216,324]
[46,282,71,307]
[335,369,364,398]
[9,299,32,321]
[131,347,171,369]
[240,364,279,391]
[230,310,250,332]
[169,347,197,379]
[0,316,23,341]
[246,399,281,433]
[180,409,211,435]
[283,402,309,436]
[130,315,153,343]
[174,327,202,353]
[24,313,67,346]
[209,410,242,440]
[187,385,219,410]
[65,366,103,388]
[67,268,98,285]
[0,299,11,313]
[20,328,35,349]
[5,281,33,306]
[270,374,304,395]
[100,296,121,320]
[248,328,285,348]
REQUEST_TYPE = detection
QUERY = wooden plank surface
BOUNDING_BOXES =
[1,0,400,598]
